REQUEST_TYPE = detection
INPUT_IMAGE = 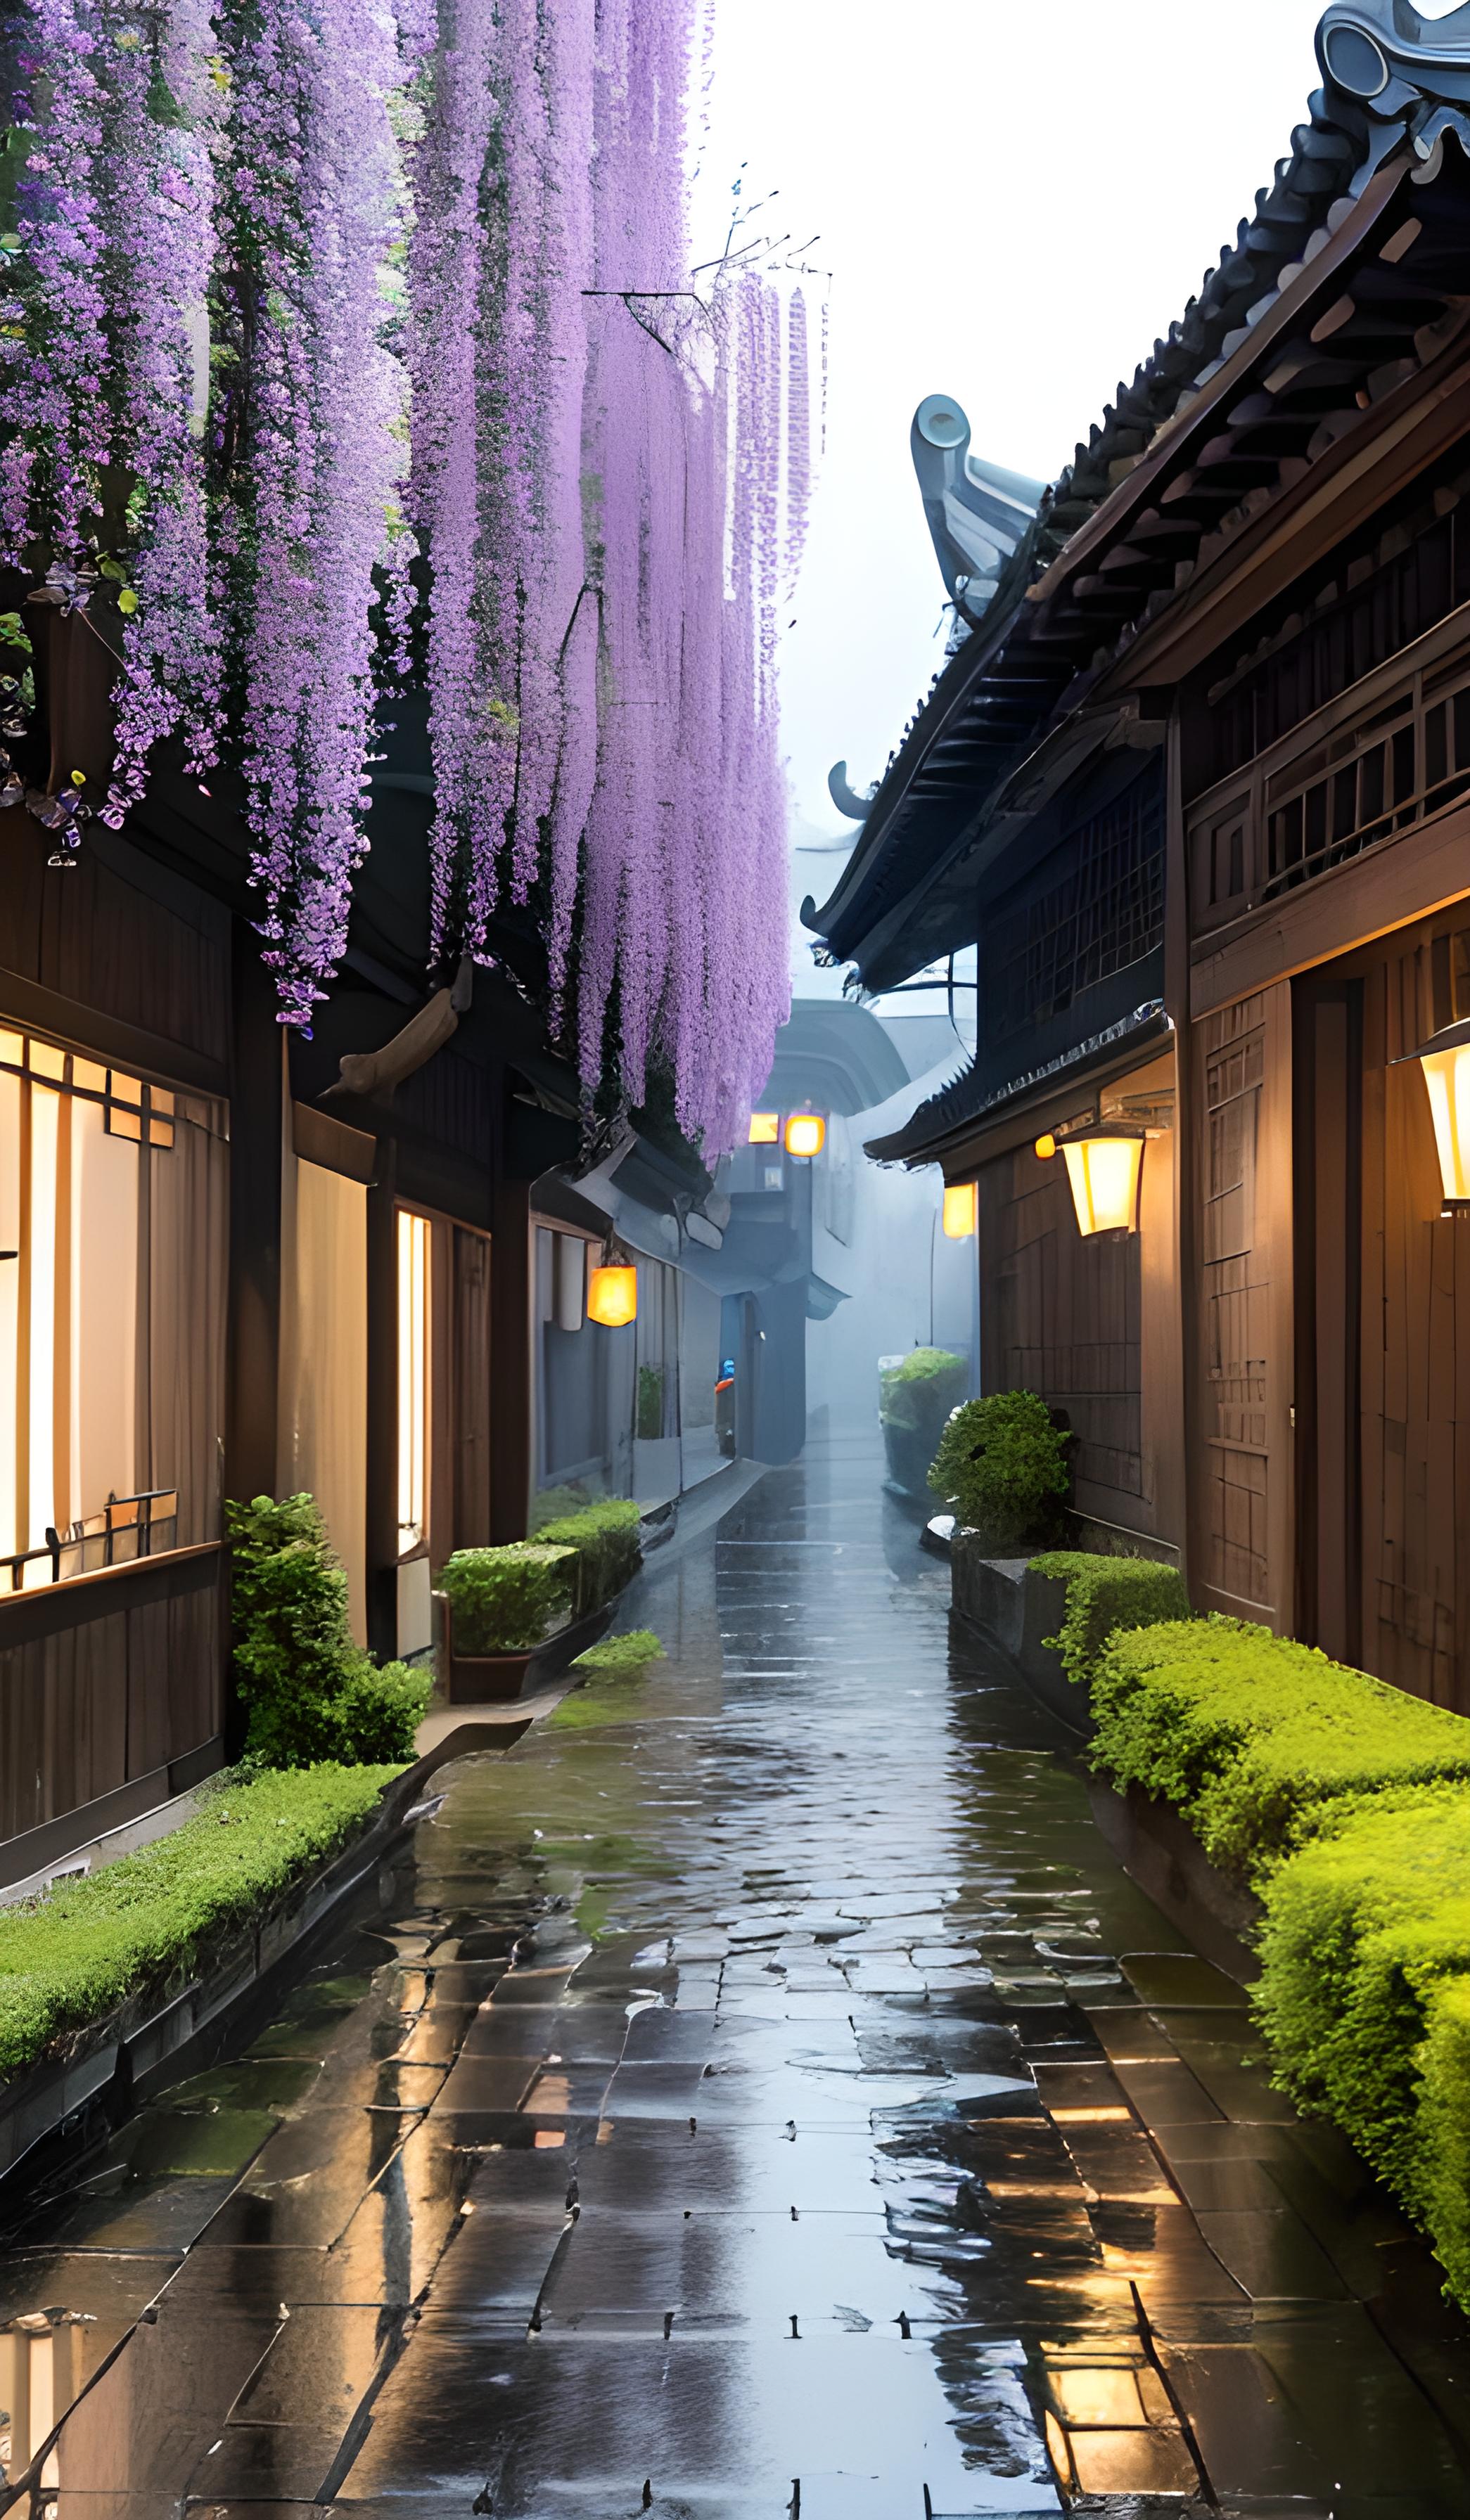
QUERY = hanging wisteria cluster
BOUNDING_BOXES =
[0,0,812,1147]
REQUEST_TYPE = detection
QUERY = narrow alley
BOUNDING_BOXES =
[3,1437,1466,2517]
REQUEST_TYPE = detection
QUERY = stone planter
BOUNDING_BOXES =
[1085,1774,1263,1986]
[950,1539,1085,1732]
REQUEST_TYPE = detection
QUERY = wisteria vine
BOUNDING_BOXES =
[0,0,814,1144]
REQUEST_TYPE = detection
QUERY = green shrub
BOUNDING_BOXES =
[529,1484,592,1529]
[1419,1971,1470,2311]
[1252,1785,1470,2310]
[437,1543,577,1654]
[928,1389,1073,1553]
[572,1628,666,1672]
[1032,1550,1193,1690]
[0,1765,400,2081]
[637,1365,665,1441]
[1091,1617,1470,1877]
[226,1496,430,1768]
[879,1348,969,1433]
[532,1498,643,1615]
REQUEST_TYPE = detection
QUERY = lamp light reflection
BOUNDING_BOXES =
[748,1112,780,1145]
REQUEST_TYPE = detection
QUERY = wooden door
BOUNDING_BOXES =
[1293,979,1363,1668]
[1191,984,1296,1623]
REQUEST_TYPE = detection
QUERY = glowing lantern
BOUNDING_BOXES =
[1034,1133,1057,1162]
[748,1112,781,1145]
[784,1112,826,1159]
[587,1264,638,1327]
[942,1182,978,1240]
[1407,1019,1470,1207]
[1061,1132,1145,1237]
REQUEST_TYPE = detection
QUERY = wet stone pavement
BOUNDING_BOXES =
[3,1434,1469,2519]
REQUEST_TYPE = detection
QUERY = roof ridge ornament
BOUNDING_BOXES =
[909,394,1045,629]
[1318,2,1470,162]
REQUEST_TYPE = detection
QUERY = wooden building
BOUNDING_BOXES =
[0,619,736,1885]
[813,1,1470,1708]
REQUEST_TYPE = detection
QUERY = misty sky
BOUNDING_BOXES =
[694,0,1341,989]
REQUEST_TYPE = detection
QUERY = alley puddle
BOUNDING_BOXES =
[2,1432,1468,2516]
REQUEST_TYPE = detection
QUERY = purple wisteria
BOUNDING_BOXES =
[0,0,813,1142]
[217,0,409,1023]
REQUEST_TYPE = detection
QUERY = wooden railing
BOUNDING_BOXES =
[1,1488,179,1595]
[0,1540,225,1884]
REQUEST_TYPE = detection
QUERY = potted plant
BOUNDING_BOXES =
[433,1543,577,1703]
[928,1389,1074,1554]
[879,1349,970,1500]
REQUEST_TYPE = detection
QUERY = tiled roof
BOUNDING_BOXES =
[807,4,1470,993]
[867,1003,1170,1169]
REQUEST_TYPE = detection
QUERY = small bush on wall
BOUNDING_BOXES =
[532,1499,644,1615]
[928,1390,1073,1554]
[437,1545,578,1655]
[1032,1551,1193,1689]
[226,1496,430,1768]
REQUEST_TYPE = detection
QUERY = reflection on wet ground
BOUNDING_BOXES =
[2,1431,1468,2516]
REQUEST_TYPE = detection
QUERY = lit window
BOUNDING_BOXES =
[397,1209,430,1555]
[748,1112,780,1145]
[0,1027,191,1585]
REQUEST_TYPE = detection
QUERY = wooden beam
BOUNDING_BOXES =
[490,1171,534,1543]
[224,928,283,1509]
[0,962,229,1096]
[365,1140,400,1661]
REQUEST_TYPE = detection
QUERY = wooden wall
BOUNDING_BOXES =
[977,1050,1183,1550]
[0,809,231,1073]
[0,1547,224,1880]
[1189,984,1296,1624]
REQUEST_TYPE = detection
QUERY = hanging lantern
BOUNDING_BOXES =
[1060,1131,1146,1237]
[587,1264,638,1327]
[1401,1018,1470,1208]
[784,1112,826,1159]
[1034,1133,1057,1162]
[942,1182,978,1240]
[748,1112,781,1145]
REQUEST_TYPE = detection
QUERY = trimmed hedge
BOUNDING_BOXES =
[531,1498,643,1616]
[1032,1550,1191,1690]
[0,1766,401,2081]
[1253,1785,1470,2311]
[437,1543,577,1654]
[879,1348,968,1433]
[1090,1617,1470,1877]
